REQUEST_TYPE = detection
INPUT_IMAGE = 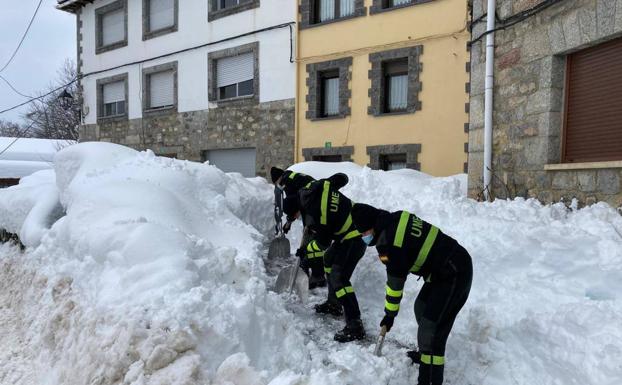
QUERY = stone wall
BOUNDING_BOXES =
[80,99,295,177]
[468,0,622,208]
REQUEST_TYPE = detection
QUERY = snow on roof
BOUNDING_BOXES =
[0,137,74,178]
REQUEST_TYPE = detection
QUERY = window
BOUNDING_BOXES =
[380,153,407,170]
[315,0,355,22]
[208,0,259,21]
[305,57,352,120]
[383,58,408,113]
[368,46,422,116]
[321,71,340,117]
[143,0,178,40]
[313,155,343,162]
[149,71,174,108]
[95,0,127,54]
[299,0,365,28]
[302,146,354,162]
[562,37,622,163]
[216,53,254,100]
[143,62,177,113]
[103,82,125,116]
[370,0,429,14]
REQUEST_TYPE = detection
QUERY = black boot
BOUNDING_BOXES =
[309,275,327,289]
[314,300,343,316]
[334,319,365,342]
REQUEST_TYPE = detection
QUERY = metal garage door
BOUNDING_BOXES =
[204,148,256,177]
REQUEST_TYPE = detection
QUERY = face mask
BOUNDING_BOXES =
[362,233,374,245]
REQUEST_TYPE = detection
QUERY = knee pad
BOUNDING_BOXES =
[417,317,437,353]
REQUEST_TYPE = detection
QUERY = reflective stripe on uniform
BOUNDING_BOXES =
[324,267,332,274]
[335,286,354,298]
[393,211,410,247]
[288,172,297,179]
[410,226,439,273]
[320,181,330,225]
[335,214,352,235]
[384,301,399,312]
[341,229,360,241]
[385,286,403,298]
[420,354,444,365]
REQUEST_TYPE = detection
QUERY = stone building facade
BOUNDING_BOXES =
[59,0,297,178]
[468,0,622,208]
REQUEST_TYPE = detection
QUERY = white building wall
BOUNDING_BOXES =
[79,0,296,124]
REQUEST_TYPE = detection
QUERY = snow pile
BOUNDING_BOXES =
[0,137,73,179]
[0,147,621,385]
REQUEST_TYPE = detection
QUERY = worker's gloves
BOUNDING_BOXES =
[283,220,292,234]
[380,315,394,332]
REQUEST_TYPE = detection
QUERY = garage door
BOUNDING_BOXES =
[204,148,256,177]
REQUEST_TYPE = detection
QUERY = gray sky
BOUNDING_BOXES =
[0,0,76,124]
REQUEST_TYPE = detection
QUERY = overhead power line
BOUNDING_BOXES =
[0,0,44,73]
[0,74,34,99]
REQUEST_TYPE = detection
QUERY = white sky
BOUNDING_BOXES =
[0,0,76,124]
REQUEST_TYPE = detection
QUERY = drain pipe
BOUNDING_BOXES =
[483,0,496,200]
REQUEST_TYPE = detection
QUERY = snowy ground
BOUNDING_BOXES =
[0,142,621,385]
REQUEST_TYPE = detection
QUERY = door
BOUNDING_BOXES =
[204,148,256,177]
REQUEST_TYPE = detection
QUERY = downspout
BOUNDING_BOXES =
[294,20,301,164]
[483,0,496,200]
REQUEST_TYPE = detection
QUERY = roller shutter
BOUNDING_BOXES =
[563,37,622,163]
[205,148,256,177]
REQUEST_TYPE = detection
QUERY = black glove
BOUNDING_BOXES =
[380,315,394,332]
[295,248,305,258]
[283,221,292,234]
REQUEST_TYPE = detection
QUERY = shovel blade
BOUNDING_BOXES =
[274,265,309,302]
[268,236,290,260]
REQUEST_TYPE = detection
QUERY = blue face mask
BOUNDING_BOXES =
[362,233,374,245]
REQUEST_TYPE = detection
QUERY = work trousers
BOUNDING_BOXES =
[415,244,473,385]
[324,237,367,324]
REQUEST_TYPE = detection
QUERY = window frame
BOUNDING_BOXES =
[96,73,129,123]
[208,42,259,105]
[142,61,178,115]
[320,69,340,118]
[366,144,421,170]
[299,0,366,29]
[95,0,128,55]
[142,0,179,41]
[208,0,260,22]
[370,0,435,15]
[383,58,409,113]
[305,57,352,121]
[368,46,423,117]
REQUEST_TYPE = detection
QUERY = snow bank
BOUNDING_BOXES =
[1,149,621,385]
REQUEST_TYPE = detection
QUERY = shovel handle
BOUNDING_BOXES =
[374,325,388,357]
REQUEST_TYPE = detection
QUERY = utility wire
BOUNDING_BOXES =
[0,0,44,73]
[0,74,34,99]
[0,21,295,117]
[470,0,564,46]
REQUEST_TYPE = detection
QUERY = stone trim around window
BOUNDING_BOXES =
[368,45,423,116]
[370,0,435,15]
[299,0,366,29]
[142,0,179,41]
[302,146,354,161]
[142,61,178,116]
[305,57,353,121]
[95,0,128,54]
[208,0,260,22]
[208,42,260,106]
[96,73,129,123]
[366,144,421,170]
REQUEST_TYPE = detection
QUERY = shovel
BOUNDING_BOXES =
[274,228,309,302]
[374,325,388,357]
[268,186,290,260]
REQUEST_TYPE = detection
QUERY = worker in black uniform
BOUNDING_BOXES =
[351,203,472,385]
[270,167,326,288]
[283,173,367,342]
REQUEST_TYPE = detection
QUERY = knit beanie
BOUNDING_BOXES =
[351,203,384,233]
[271,167,285,183]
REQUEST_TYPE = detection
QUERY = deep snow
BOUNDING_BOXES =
[0,142,621,385]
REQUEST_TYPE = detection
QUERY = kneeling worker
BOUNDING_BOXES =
[351,203,473,385]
